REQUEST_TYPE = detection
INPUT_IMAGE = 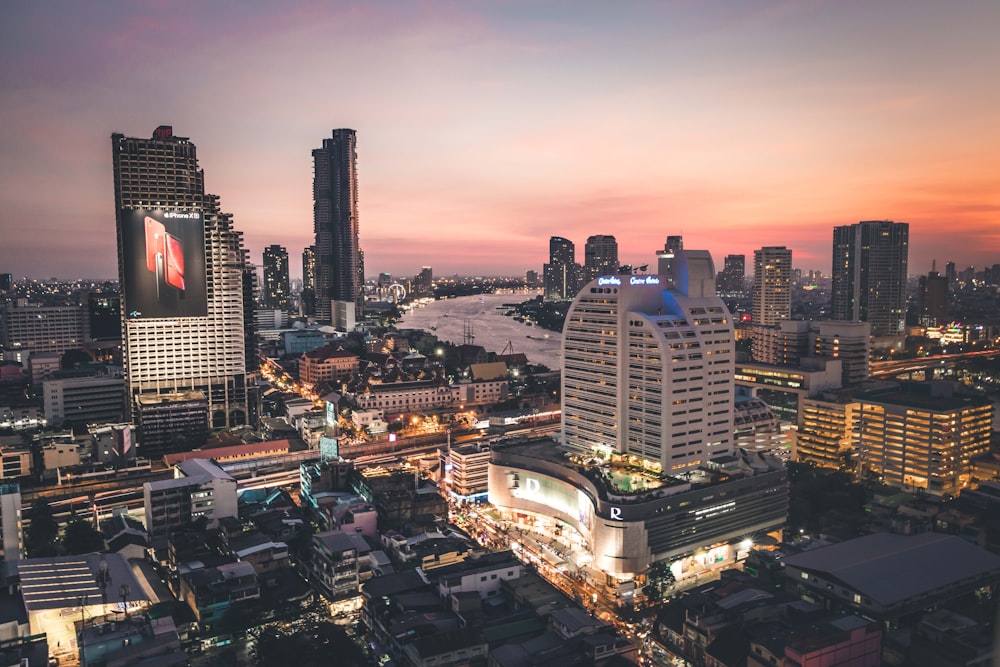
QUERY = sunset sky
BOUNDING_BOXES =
[1,1,998,281]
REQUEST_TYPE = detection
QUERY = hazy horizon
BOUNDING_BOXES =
[2,2,998,281]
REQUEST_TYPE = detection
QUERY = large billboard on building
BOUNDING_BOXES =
[120,209,207,318]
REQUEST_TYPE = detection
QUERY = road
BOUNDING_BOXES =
[869,348,1000,378]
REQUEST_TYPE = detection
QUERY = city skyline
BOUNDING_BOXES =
[2,1,999,280]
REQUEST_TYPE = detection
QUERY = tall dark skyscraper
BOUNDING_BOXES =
[945,261,957,289]
[112,126,255,448]
[583,234,618,283]
[302,246,316,292]
[831,220,909,337]
[543,236,575,300]
[313,129,362,328]
[717,254,746,296]
[414,266,433,297]
[262,245,289,309]
[301,245,317,317]
[919,267,949,327]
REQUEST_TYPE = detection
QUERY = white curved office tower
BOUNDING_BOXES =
[562,250,735,474]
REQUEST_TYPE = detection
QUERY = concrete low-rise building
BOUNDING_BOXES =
[16,553,152,660]
[299,345,359,386]
[735,359,843,426]
[855,381,993,496]
[782,532,1000,624]
[435,551,523,601]
[353,379,457,417]
[144,459,238,546]
[179,560,259,628]
[226,532,289,575]
[311,530,364,600]
[42,375,126,426]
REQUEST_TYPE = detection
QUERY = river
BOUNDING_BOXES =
[395,291,564,370]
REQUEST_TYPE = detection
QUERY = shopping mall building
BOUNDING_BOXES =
[488,436,787,585]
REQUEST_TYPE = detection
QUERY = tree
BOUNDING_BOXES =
[255,621,365,666]
[60,349,93,370]
[25,499,60,557]
[63,518,106,555]
[644,559,676,605]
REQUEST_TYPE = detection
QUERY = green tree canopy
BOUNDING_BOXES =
[63,518,106,555]
[25,499,60,557]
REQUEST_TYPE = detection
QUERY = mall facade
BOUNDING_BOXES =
[488,437,787,582]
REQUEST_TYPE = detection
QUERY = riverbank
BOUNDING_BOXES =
[396,292,564,370]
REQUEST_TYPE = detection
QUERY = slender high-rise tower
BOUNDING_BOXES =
[301,245,317,317]
[831,221,909,337]
[543,236,576,300]
[583,235,619,283]
[562,249,735,473]
[717,254,746,297]
[262,245,289,309]
[752,246,792,326]
[112,126,255,453]
[918,267,948,327]
[313,129,362,327]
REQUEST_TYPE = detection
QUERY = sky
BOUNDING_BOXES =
[1,1,999,281]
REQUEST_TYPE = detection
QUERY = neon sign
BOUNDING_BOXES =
[598,276,622,286]
[629,276,660,286]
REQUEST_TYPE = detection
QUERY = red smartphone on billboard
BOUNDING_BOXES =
[164,233,185,291]
[144,217,165,273]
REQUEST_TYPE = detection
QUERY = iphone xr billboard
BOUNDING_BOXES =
[121,209,207,318]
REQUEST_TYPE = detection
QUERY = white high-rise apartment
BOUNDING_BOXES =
[752,246,792,326]
[562,249,735,473]
[113,126,254,435]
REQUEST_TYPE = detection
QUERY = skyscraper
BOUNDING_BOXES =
[262,245,289,309]
[313,129,362,327]
[302,246,317,291]
[414,266,433,296]
[562,249,735,473]
[752,246,792,325]
[655,235,684,275]
[945,261,957,289]
[112,126,254,444]
[543,236,575,300]
[918,268,948,327]
[831,221,909,337]
[301,245,317,317]
[717,254,746,297]
[583,234,618,283]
